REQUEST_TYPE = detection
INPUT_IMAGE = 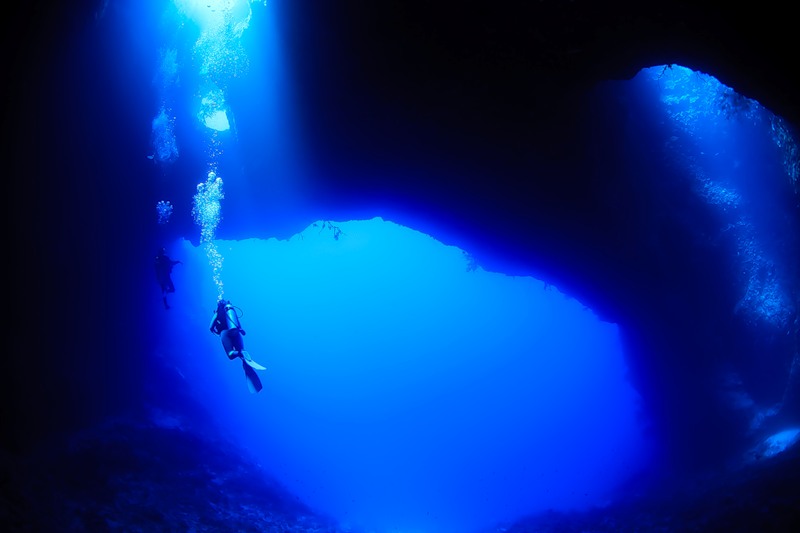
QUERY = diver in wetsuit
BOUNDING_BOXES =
[154,248,181,309]
[209,299,265,393]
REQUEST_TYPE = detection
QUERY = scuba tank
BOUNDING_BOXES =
[223,302,242,331]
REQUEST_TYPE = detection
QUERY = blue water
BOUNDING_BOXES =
[156,218,650,532]
[88,2,798,532]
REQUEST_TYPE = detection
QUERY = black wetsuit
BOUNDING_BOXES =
[154,252,180,295]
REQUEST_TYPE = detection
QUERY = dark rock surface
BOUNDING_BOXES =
[495,443,800,532]
[2,406,798,532]
[1,415,338,532]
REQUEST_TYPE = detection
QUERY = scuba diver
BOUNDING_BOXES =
[209,299,265,394]
[154,248,181,309]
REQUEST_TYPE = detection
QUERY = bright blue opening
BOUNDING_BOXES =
[157,218,650,532]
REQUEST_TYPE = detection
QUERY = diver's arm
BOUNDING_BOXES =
[209,312,219,334]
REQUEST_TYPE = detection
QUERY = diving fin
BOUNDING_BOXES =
[240,351,266,371]
[243,361,263,394]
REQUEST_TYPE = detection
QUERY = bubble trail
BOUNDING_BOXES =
[156,200,173,224]
[192,170,225,299]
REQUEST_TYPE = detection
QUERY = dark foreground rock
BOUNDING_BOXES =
[494,444,800,532]
[0,415,340,533]
[3,411,799,532]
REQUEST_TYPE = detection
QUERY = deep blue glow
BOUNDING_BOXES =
[156,218,651,532]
